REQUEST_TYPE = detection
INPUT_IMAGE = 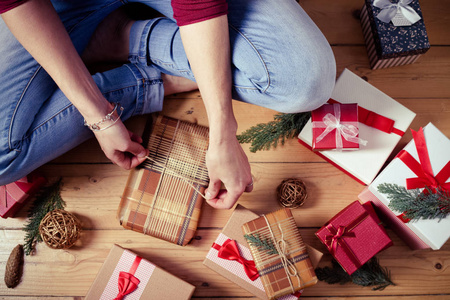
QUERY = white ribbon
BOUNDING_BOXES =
[373,0,421,25]
[313,104,367,150]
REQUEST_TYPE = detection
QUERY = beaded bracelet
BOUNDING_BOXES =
[83,103,124,132]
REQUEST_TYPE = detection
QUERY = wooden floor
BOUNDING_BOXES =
[1,0,450,299]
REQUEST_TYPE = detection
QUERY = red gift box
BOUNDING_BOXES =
[316,201,392,275]
[0,176,46,218]
[311,103,364,151]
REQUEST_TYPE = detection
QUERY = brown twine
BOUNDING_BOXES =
[39,209,81,250]
[276,178,307,208]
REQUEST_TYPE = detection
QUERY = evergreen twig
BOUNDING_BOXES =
[23,179,65,255]
[378,183,450,222]
[237,112,310,152]
[315,257,395,291]
[244,233,278,255]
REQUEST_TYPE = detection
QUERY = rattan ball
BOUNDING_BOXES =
[276,178,307,208]
[39,209,81,250]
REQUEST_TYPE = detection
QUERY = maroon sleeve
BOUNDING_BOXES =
[171,0,228,26]
[0,0,27,14]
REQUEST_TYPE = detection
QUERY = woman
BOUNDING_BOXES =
[0,0,335,209]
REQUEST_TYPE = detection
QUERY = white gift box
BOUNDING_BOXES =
[368,123,450,250]
[298,69,416,185]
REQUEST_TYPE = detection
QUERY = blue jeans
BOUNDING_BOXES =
[0,0,335,185]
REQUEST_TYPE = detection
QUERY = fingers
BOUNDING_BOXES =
[205,178,222,200]
[206,189,240,210]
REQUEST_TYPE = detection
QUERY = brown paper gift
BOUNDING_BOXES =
[118,115,209,246]
[85,244,195,299]
[204,205,322,300]
[242,208,317,300]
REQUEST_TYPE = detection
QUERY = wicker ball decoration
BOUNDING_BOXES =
[39,209,81,250]
[276,178,308,208]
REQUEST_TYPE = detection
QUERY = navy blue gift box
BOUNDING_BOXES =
[361,0,430,69]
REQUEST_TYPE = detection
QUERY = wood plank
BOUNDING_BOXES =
[0,229,448,297]
[299,0,450,46]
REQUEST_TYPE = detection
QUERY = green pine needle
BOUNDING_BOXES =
[244,233,278,255]
[23,178,65,255]
[237,112,310,152]
[315,257,395,291]
[378,183,450,222]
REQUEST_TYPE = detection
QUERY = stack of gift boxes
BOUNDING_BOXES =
[3,1,448,298]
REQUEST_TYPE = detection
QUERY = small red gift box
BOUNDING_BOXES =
[312,103,363,151]
[0,176,46,219]
[316,201,392,275]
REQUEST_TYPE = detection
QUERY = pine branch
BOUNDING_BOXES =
[378,183,450,222]
[244,233,278,255]
[237,112,310,152]
[315,257,395,291]
[23,179,65,255]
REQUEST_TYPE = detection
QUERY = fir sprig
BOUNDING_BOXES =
[237,112,310,152]
[23,179,65,255]
[315,257,395,291]
[244,233,278,255]
[378,183,450,222]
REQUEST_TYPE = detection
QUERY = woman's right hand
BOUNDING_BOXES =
[93,120,148,169]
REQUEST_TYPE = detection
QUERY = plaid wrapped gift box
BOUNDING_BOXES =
[361,0,430,69]
[118,115,209,246]
[1,175,46,218]
[242,208,317,300]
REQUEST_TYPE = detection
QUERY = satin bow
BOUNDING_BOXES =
[315,104,367,149]
[213,239,259,281]
[373,0,421,25]
[114,256,142,300]
[325,225,356,253]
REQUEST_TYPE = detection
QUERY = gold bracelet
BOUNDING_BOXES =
[83,103,124,131]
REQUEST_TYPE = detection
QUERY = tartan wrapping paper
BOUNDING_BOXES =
[311,103,360,151]
[316,201,393,275]
[0,175,46,218]
[360,0,430,69]
[242,208,317,300]
[118,115,209,246]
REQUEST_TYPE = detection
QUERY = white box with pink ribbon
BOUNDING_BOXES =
[298,68,416,185]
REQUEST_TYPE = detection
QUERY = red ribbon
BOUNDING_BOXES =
[328,99,404,136]
[324,210,369,271]
[212,239,259,281]
[397,127,450,193]
[114,256,142,300]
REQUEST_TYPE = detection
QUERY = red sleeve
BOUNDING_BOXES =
[0,0,27,14]
[171,0,228,26]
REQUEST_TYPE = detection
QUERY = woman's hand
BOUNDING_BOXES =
[94,120,148,169]
[205,133,253,209]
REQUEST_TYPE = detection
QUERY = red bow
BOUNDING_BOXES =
[212,239,259,281]
[397,128,450,193]
[114,256,141,300]
[325,225,356,254]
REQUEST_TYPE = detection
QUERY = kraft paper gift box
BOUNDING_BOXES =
[298,69,416,185]
[316,201,393,275]
[360,0,430,69]
[242,208,317,300]
[85,244,195,300]
[366,123,450,250]
[311,103,362,151]
[0,175,46,218]
[118,115,209,246]
[204,205,323,300]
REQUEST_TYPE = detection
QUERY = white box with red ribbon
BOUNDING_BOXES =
[298,69,416,185]
[367,123,450,250]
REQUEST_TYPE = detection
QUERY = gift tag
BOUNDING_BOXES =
[391,10,412,26]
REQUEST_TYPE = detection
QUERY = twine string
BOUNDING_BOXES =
[263,215,301,293]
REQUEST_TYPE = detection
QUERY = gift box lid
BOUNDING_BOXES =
[316,201,393,275]
[364,0,430,59]
[85,244,195,300]
[369,123,450,250]
[298,69,416,185]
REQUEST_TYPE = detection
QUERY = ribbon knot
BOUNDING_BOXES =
[213,239,259,281]
[373,0,421,25]
[314,104,367,149]
[114,256,142,300]
[325,225,356,253]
